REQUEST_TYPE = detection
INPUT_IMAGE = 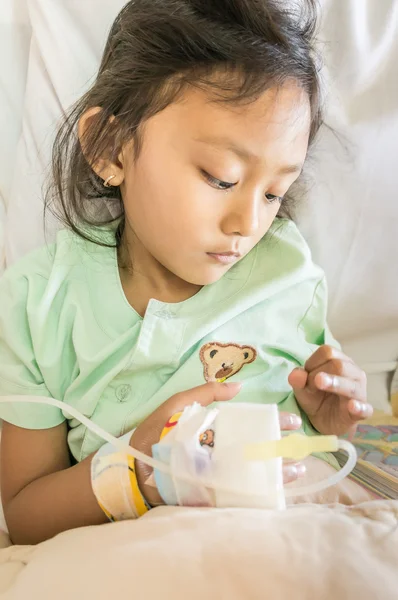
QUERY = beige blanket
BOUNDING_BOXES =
[0,500,397,599]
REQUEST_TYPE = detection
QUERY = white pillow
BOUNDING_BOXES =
[0,0,31,273]
[298,0,398,341]
[5,0,126,262]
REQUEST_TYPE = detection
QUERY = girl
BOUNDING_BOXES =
[0,0,372,545]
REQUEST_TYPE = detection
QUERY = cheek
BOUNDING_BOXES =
[123,160,216,239]
[252,203,280,243]
[268,199,282,219]
[268,202,282,225]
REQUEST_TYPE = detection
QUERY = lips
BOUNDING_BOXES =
[210,250,241,257]
[206,250,242,265]
[207,254,239,265]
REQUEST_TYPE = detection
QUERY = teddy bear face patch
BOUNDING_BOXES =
[200,342,257,383]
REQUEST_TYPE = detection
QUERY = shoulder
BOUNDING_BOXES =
[0,241,55,308]
[0,228,114,298]
[1,229,77,282]
[1,243,55,286]
[0,227,117,393]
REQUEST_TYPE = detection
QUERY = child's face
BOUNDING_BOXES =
[119,82,310,286]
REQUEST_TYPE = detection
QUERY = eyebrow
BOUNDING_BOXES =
[194,135,303,175]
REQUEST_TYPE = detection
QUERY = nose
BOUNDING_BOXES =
[220,191,260,238]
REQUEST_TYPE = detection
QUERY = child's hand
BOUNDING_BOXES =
[131,382,305,507]
[288,345,373,436]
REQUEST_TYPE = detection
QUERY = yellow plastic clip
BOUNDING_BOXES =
[244,433,339,462]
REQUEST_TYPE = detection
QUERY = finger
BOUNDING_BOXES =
[313,372,367,403]
[304,346,354,374]
[283,462,306,484]
[347,424,358,442]
[133,382,242,454]
[289,356,360,393]
[347,399,373,421]
[168,382,242,414]
[310,358,365,383]
[288,368,308,391]
[279,412,302,431]
[146,382,243,435]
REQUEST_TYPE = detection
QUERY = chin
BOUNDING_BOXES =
[182,266,229,287]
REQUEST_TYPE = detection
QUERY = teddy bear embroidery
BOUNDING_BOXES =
[199,342,257,383]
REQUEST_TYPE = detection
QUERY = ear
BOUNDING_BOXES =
[242,346,256,363]
[200,343,218,363]
[78,107,126,187]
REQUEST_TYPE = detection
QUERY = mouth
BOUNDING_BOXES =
[215,366,234,379]
[206,251,241,265]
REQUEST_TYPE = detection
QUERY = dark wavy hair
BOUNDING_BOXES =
[46,0,322,247]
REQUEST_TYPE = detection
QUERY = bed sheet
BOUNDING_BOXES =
[0,500,397,599]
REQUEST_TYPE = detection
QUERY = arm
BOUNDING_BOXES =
[1,382,307,545]
[0,422,107,545]
[0,269,108,544]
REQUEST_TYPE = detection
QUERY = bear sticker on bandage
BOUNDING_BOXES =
[199,342,257,383]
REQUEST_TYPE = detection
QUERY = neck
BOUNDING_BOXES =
[118,223,201,316]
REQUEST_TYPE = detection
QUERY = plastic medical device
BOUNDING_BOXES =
[0,396,357,509]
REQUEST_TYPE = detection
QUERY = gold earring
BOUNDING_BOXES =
[103,175,116,188]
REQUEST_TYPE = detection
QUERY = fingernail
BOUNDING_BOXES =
[296,463,306,478]
[223,382,243,389]
[357,402,372,416]
[321,374,334,388]
[351,400,361,414]
[288,414,302,427]
[285,464,306,479]
[284,464,298,478]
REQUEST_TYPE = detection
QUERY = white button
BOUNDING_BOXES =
[115,384,132,402]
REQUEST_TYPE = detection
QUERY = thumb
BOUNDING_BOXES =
[139,382,242,441]
[167,381,242,414]
[288,368,308,391]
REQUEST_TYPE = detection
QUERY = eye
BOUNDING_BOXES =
[265,193,283,204]
[210,349,218,359]
[202,170,237,191]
